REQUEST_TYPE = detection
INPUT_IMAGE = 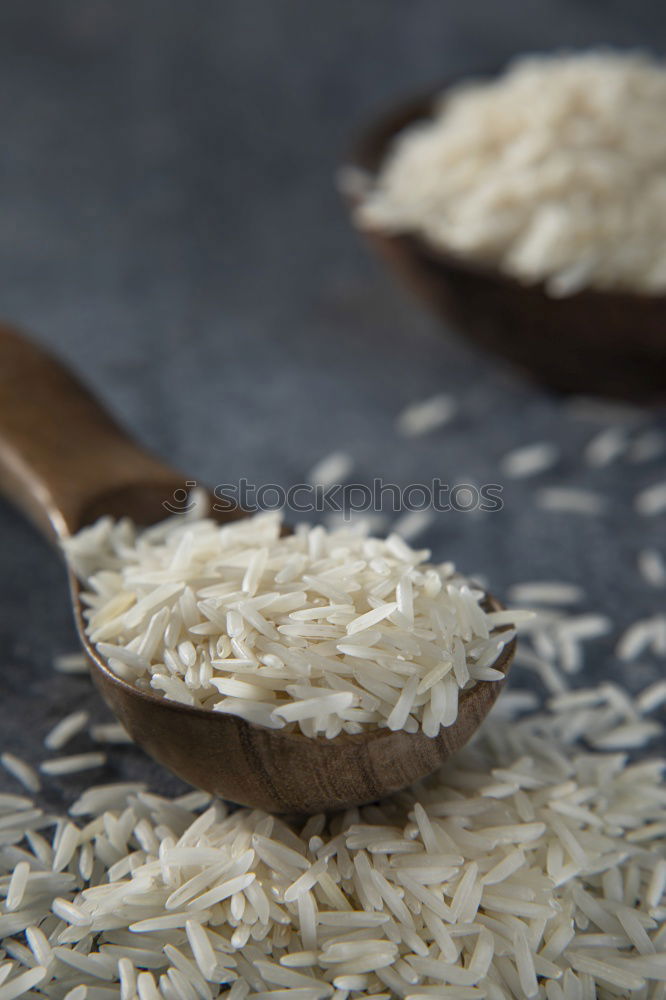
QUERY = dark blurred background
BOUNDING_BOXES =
[1,1,664,799]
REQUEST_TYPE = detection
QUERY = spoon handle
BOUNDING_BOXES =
[0,323,182,543]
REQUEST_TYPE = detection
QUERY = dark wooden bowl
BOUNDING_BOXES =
[344,90,666,401]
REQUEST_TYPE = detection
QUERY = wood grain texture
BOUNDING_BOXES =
[0,323,515,813]
[345,90,666,401]
[0,324,185,541]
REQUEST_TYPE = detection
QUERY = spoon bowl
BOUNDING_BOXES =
[344,87,666,401]
[0,324,515,814]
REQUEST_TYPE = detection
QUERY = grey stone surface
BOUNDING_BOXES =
[0,0,664,801]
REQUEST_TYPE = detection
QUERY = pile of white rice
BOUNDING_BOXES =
[0,682,665,999]
[357,50,666,296]
[63,511,519,739]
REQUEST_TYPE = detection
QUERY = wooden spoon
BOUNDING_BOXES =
[344,86,666,401]
[0,323,515,814]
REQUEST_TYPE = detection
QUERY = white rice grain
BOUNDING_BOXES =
[0,966,47,1000]
[40,753,107,776]
[392,509,436,541]
[0,753,40,794]
[584,427,629,467]
[636,481,666,516]
[44,711,90,751]
[508,582,584,606]
[53,653,89,674]
[89,723,133,744]
[396,394,456,437]
[500,442,559,479]
[638,549,666,588]
[536,488,606,516]
[306,452,354,490]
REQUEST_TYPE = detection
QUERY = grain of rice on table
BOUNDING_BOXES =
[0,682,665,998]
[62,510,522,738]
[357,50,666,296]
[306,451,354,490]
[395,393,457,437]
[500,442,559,479]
